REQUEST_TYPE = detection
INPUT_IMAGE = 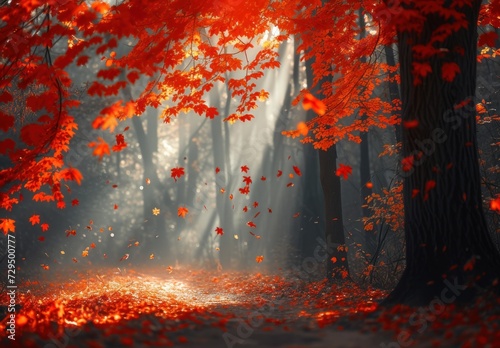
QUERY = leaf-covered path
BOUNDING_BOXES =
[0,267,498,347]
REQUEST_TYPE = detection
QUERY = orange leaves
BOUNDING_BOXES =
[490,196,500,214]
[152,208,160,216]
[0,218,15,235]
[89,137,110,160]
[215,227,224,236]
[29,214,40,225]
[41,223,49,232]
[335,164,352,180]
[302,93,326,115]
[58,167,83,185]
[171,167,185,182]
[177,206,189,218]
[296,122,309,136]
[255,255,264,263]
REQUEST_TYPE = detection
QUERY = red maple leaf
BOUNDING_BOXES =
[247,221,257,228]
[241,165,249,173]
[215,167,220,174]
[71,199,79,206]
[215,226,224,235]
[293,165,302,176]
[239,186,250,195]
[336,164,352,180]
[277,170,283,177]
[171,167,185,182]
[243,176,252,185]
[41,223,49,232]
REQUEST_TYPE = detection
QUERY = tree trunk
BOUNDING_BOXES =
[305,57,349,281]
[385,0,500,305]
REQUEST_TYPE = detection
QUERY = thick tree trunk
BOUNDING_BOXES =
[385,0,500,305]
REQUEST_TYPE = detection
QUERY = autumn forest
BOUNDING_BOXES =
[0,0,500,347]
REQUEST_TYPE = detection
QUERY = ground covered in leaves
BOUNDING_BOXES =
[0,267,499,347]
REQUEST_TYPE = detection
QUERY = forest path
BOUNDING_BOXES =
[0,267,495,347]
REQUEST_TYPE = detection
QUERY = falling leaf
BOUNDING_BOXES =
[90,243,96,249]
[29,214,40,225]
[152,207,160,216]
[277,170,283,177]
[249,231,261,239]
[149,253,155,259]
[41,223,49,232]
[178,206,189,218]
[145,178,151,185]
[335,164,352,180]
[215,227,224,236]
[41,264,49,270]
[253,201,259,208]
[302,93,326,115]
[72,258,78,263]
[255,255,264,263]
[38,236,45,242]
[234,234,239,239]
[229,194,234,200]
[243,206,248,212]
[171,167,185,182]
[287,182,294,187]
[66,229,76,237]
[114,204,118,210]
[241,165,249,173]
[490,196,500,213]
[261,176,266,181]
[247,221,257,228]
[82,249,89,257]
[120,253,129,261]
[60,250,65,254]
[268,208,272,213]
[293,165,302,176]
[215,167,220,174]
[297,121,309,136]
[243,176,252,185]
[293,212,300,218]
[71,199,79,206]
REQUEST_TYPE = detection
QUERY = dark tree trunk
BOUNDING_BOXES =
[385,0,500,305]
[305,58,349,281]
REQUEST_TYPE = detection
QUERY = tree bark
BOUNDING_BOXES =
[385,0,500,305]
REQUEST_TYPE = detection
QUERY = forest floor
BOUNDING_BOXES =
[0,266,499,348]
